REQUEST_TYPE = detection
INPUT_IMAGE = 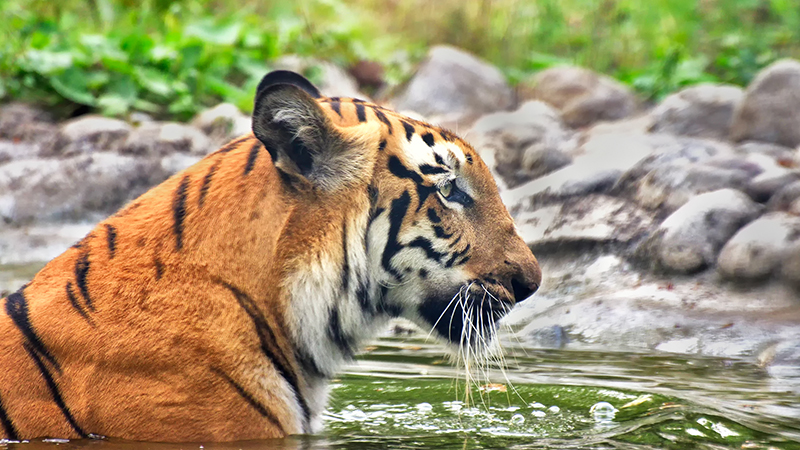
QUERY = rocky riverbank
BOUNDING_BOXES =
[2,46,799,368]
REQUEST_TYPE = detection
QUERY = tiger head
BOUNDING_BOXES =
[252,71,541,369]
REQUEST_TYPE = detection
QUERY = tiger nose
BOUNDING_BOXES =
[505,245,542,304]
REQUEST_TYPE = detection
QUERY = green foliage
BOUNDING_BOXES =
[2,0,800,119]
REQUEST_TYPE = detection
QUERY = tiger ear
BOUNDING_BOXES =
[252,74,375,191]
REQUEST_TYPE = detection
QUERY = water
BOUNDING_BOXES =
[2,333,799,450]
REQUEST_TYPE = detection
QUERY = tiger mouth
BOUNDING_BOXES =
[418,283,512,346]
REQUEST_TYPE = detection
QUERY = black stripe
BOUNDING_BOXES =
[406,237,446,262]
[244,140,262,175]
[433,225,453,239]
[355,103,366,122]
[401,120,414,141]
[0,393,19,441]
[378,139,387,151]
[74,253,93,311]
[24,344,87,438]
[440,129,457,142]
[466,154,474,164]
[356,281,372,312]
[372,108,392,134]
[216,280,311,426]
[446,244,471,267]
[216,135,253,154]
[388,156,423,184]
[172,176,190,251]
[433,152,445,166]
[66,283,94,326]
[381,191,411,280]
[419,164,448,175]
[329,101,342,117]
[198,161,219,209]
[104,224,117,259]
[212,368,285,434]
[420,132,435,147]
[449,235,462,248]
[427,208,441,223]
[351,98,365,103]
[154,258,164,280]
[327,306,355,358]
[5,289,59,371]
[341,224,350,292]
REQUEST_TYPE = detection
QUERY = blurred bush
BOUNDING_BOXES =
[1,0,799,119]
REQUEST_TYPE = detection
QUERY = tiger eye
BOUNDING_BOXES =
[439,180,453,198]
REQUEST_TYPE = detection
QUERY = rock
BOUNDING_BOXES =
[743,153,800,202]
[0,103,54,139]
[0,154,170,224]
[122,122,213,157]
[648,84,743,140]
[717,212,800,282]
[526,325,570,349]
[780,241,800,288]
[391,46,514,129]
[348,60,385,91]
[635,189,762,274]
[44,115,133,157]
[467,101,575,189]
[736,141,796,161]
[191,103,250,142]
[273,55,368,100]
[160,153,202,174]
[501,131,652,208]
[767,180,800,213]
[514,194,653,250]
[612,136,748,213]
[730,59,800,148]
[0,140,39,164]
[518,66,638,128]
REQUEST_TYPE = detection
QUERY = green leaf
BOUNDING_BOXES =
[184,20,242,46]
[134,66,173,98]
[50,67,96,105]
[21,49,73,74]
[98,94,131,116]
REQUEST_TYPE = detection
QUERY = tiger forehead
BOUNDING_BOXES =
[317,96,476,168]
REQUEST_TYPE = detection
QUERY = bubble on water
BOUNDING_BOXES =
[548,405,561,414]
[416,402,433,412]
[531,410,546,418]
[529,402,546,409]
[510,413,525,424]
[590,401,619,430]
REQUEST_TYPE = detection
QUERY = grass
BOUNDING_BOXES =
[2,0,799,120]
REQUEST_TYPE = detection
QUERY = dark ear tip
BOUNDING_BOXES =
[256,70,322,99]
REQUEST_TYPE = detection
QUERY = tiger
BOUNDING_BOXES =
[0,70,541,442]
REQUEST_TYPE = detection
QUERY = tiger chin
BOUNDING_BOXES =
[0,71,541,442]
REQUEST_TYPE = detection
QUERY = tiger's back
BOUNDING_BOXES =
[0,71,540,442]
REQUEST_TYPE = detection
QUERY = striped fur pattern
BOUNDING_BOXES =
[0,71,541,442]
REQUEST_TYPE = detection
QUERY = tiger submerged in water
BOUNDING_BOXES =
[0,71,541,442]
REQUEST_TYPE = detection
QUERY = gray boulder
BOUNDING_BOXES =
[518,66,638,128]
[0,103,54,141]
[501,131,653,208]
[730,59,800,148]
[717,212,800,282]
[736,141,796,160]
[122,122,213,157]
[391,46,514,129]
[514,194,653,250]
[649,84,743,140]
[44,115,132,157]
[467,101,574,189]
[743,153,800,202]
[0,154,170,224]
[191,103,251,142]
[635,189,762,274]
[273,55,368,100]
[767,180,800,213]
